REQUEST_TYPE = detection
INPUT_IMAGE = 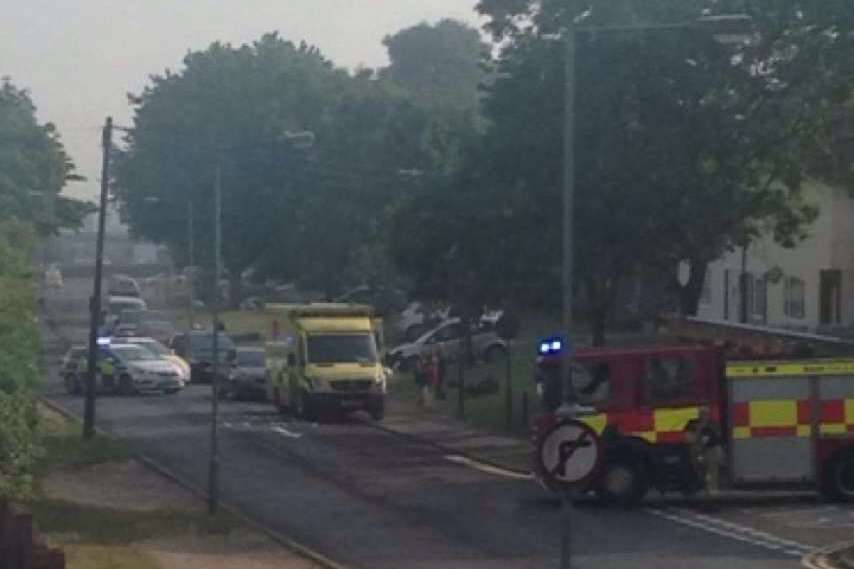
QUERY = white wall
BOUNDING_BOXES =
[697,180,848,331]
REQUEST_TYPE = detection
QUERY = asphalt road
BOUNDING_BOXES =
[39,278,822,569]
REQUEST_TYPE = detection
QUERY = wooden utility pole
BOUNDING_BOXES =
[83,117,113,439]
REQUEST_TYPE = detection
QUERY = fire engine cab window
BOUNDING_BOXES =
[644,357,697,403]
[572,362,610,406]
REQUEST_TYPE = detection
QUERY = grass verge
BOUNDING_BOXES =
[26,406,238,569]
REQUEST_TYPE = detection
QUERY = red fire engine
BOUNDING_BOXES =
[533,343,854,506]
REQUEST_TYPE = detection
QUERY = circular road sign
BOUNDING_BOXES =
[533,418,601,493]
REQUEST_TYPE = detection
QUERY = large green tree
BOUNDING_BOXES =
[115,34,440,304]
[392,0,847,344]
[380,19,490,114]
[0,78,90,235]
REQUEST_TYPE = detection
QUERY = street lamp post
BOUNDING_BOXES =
[205,131,313,515]
[555,12,753,567]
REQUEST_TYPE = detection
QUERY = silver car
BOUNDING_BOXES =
[222,347,268,400]
[388,315,507,371]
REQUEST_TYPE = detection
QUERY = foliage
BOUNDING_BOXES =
[380,19,490,114]
[0,78,91,235]
[0,221,40,498]
[389,0,847,344]
[114,34,442,303]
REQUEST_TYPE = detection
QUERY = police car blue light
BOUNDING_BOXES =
[96,337,111,346]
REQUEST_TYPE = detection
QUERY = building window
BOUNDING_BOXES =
[784,276,805,319]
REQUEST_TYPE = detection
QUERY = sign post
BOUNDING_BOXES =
[533,417,601,569]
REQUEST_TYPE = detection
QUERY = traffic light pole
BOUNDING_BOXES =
[83,117,113,440]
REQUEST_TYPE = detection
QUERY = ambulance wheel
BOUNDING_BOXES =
[118,374,136,396]
[597,457,649,507]
[294,390,317,422]
[369,399,385,421]
[823,451,854,502]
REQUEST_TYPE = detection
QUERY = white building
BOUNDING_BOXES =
[698,180,853,334]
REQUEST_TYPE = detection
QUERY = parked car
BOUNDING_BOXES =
[222,347,267,400]
[169,330,236,383]
[108,274,141,298]
[66,343,182,395]
[114,309,174,341]
[123,336,190,385]
[59,345,87,393]
[108,295,147,317]
[387,315,508,371]
[395,302,448,342]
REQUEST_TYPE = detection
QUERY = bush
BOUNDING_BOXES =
[0,221,40,498]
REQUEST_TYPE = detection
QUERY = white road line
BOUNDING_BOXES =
[271,425,303,439]
[645,507,814,558]
[444,455,533,480]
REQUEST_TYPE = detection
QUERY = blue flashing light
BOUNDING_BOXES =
[538,336,564,356]
[96,337,111,347]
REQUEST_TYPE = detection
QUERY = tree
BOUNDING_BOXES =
[116,34,443,305]
[391,0,850,346]
[472,0,854,323]
[0,78,90,235]
[380,19,490,114]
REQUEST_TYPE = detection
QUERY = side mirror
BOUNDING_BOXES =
[287,353,296,367]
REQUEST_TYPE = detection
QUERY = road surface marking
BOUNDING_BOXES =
[272,425,302,439]
[645,507,814,558]
[444,454,533,480]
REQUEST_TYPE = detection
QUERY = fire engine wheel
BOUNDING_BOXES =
[824,452,854,502]
[597,458,649,507]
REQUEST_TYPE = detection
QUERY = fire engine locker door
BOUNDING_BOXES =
[729,375,813,483]
[817,375,854,436]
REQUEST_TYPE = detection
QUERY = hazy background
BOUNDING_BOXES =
[1,0,482,201]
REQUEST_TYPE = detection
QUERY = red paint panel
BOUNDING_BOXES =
[821,400,845,423]
[709,404,721,422]
[612,410,654,434]
[797,400,812,425]
[656,431,686,444]
[732,402,750,427]
[751,426,797,438]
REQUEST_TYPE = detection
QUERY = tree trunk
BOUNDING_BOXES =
[679,260,707,317]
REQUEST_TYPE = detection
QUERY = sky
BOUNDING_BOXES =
[1,0,483,200]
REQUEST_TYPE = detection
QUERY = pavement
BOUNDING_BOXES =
[38,277,854,569]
